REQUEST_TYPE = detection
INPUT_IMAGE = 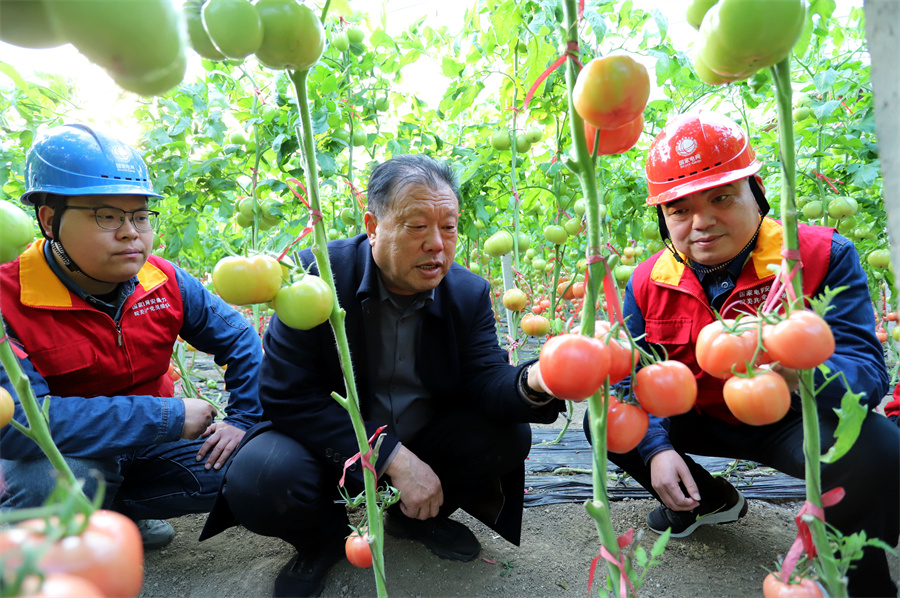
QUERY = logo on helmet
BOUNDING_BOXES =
[675,136,698,157]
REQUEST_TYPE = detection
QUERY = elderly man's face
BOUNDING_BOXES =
[364,182,459,295]
[661,179,761,266]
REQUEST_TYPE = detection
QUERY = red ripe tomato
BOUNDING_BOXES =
[557,281,575,301]
[634,361,697,417]
[21,574,106,598]
[521,314,551,337]
[345,531,372,568]
[540,299,551,310]
[606,397,649,454]
[531,304,544,315]
[167,361,181,382]
[695,319,757,379]
[762,572,823,598]
[584,114,644,156]
[763,310,835,370]
[212,254,283,305]
[572,281,585,299]
[876,325,888,344]
[539,334,610,401]
[723,370,790,426]
[573,54,650,130]
[885,311,899,323]
[1,510,143,598]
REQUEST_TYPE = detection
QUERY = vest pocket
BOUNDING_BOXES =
[30,339,102,397]
[644,318,696,367]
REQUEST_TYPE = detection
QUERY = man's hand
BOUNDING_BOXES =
[385,445,443,520]
[649,449,701,511]
[527,362,556,398]
[182,398,217,440]
[196,421,245,470]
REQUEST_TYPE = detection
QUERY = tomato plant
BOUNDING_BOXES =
[1,510,144,598]
[538,334,610,401]
[0,199,33,264]
[254,0,324,71]
[762,572,824,598]
[606,397,648,454]
[345,531,373,568]
[0,386,14,428]
[212,255,283,306]
[763,310,835,370]
[723,370,791,426]
[573,54,650,130]
[634,361,697,417]
[274,274,334,330]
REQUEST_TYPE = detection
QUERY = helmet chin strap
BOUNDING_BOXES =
[48,239,120,286]
[663,214,764,276]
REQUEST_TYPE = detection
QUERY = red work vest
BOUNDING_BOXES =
[0,240,184,399]
[631,218,833,423]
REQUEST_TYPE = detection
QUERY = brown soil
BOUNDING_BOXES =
[139,399,899,597]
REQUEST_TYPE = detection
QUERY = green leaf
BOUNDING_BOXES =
[0,62,29,90]
[441,56,465,78]
[820,388,867,464]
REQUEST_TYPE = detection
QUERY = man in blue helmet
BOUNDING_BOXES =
[0,124,263,549]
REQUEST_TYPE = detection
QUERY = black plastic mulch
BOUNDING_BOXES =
[523,428,806,507]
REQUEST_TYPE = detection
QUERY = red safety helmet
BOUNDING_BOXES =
[645,111,761,206]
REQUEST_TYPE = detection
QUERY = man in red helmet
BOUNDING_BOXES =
[584,112,898,596]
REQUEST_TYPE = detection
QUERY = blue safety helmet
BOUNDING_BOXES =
[21,123,162,206]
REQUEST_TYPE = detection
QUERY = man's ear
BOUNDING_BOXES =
[37,205,56,239]
[364,212,377,244]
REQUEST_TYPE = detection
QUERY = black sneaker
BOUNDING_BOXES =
[646,477,748,538]
[273,544,343,598]
[384,513,480,562]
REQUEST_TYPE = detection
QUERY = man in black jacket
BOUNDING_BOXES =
[200,155,562,597]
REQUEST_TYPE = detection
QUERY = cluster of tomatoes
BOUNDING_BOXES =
[212,254,333,330]
[0,510,144,598]
[572,54,650,156]
[697,310,835,426]
[688,0,807,86]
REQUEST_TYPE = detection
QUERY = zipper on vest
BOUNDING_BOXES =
[116,323,123,347]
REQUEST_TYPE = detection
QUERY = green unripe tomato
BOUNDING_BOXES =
[531,259,547,272]
[274,275,334,330]
[352,129,367,147]
[525,248,537,259]
[836,215,857,234]
[206,379,218,390]
[473,219,485,231]
[517,232,531,252]
[524,126,542,144]
[490,130,511,151]
[202,0,263,59]
[333,128,350,143]
[574,198,586,217]
[564,218,581,236]
[374,96,389,112]
[327,228,339,240]
[235,213,253,228]
[332,31,350,52]
[346,27,364,44]
[0,200,35,263]
[543,225,568,245]
[801,200,823,219]
[515,134,531,153]
[255,0,325,71]
[598,205,608,219]
[184,0,225,60]
[614,265,636,284]
[469,263,482,275]
[484,230,514,257]
[893,326,900,342]
[576,259,587,273]
[686,0,718,29]
[792,106,813,122]
[868,249,891,269]
[827,196,856,219]
[0,0,66,49]
[641,222,660,240]
[340,208,355,225]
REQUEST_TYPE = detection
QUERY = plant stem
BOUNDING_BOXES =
[561,0,622,592]
[0,312,91,511]
[771,57,846,597]
[289,68,388,598]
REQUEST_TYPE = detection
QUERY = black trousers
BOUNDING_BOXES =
[222,410,532,555]
[585,407,900,597]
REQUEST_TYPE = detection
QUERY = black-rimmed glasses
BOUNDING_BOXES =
[65,206,160,232]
